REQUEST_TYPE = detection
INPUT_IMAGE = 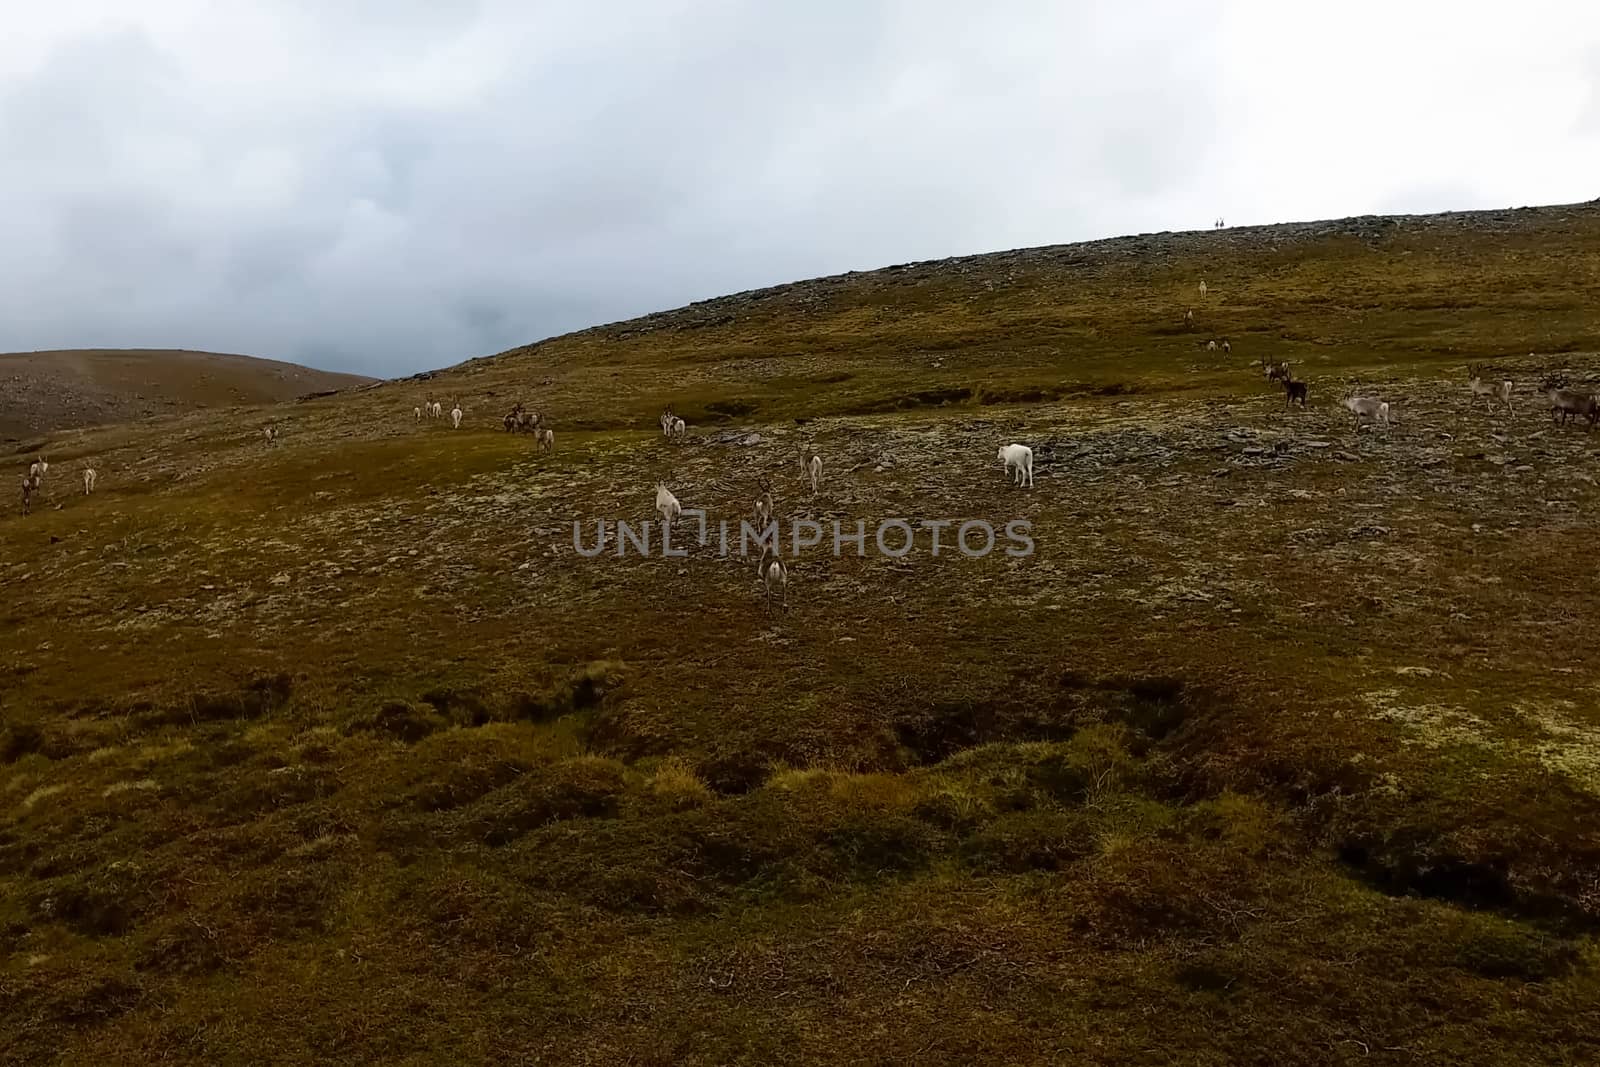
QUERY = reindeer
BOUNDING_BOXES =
[82,468,96,495]
[1198,279,1208,299]
[659,405,676,438]
[998,443,1033,487]
[756,543,788,614]
[1283,376,1308,409]
[799,451,822,494]
[1343,392,1392,431]
[20,473,37,516]
[1543,375,1598,430]
[1468,365,1514,415]
[535,427,554,453]
[264,426,278,446]
[1221,340,1231,355]
[753,475,775,531]
[655,482,682,526]
[503,403,523,433]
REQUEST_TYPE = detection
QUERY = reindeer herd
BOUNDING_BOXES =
[14,341,1600,619]
[1257,352,1598,433]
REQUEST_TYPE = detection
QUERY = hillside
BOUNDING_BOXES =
[0,348,377,440]
[5,202,1600,1065]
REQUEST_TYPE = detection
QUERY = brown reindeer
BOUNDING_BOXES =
[1283,376,1309,409]
[1543,375,1598,430]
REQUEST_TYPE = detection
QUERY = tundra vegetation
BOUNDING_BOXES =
[4,204,1600,1064]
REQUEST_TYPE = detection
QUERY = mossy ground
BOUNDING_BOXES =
[5,204,1600,1064]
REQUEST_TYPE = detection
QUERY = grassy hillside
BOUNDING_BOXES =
[5,202,1600,1065]
[0,348,377,440]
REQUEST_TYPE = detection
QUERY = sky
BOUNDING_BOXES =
[2,1,1598,378]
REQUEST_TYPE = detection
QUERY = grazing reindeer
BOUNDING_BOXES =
[1221,340,1231,354]
[264,426,278,446]
[1206,340,1217,352]
[1184,309,1195,328]
[1283,377,1308,409]
[414,406,422,421]
[82,468,96,495]
[756,544,788,614]
[450,403,463,429]
[669,416,687,441]
[1543,376,1599,430]
[1198,279,1208,299]
[1468,365,1514,415]
[998,443,1034,487]
[753,475,775,530]
[1343,393,1392,430]
[20,474,37,516]
[429,401,442,419]
[655,482,682,526]
[535,427,554,454]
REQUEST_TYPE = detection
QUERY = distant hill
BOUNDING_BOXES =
[0,348,378,439]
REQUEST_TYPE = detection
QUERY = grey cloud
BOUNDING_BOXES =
[0,3,1247,376]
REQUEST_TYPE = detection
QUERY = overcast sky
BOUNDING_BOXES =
[2,2,1598,377]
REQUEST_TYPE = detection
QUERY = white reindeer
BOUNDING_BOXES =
[1198,279,1208,299]
[1206,340,1217,351]
[27,458,47,482]
[535,427,554,453]
[431,401,443,419]
[450,403,463,429]
[999,443,1033,487]
[669,416,687,441]
[1468,365,1514,415]
[757,545,788,613]
[655,482,681,526]
[264,426,278,446]
[802,452,822,495]
[659,406,675,437]
[82,468,96,495]
[414,406,422,421]
[1343,395,1392,431]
